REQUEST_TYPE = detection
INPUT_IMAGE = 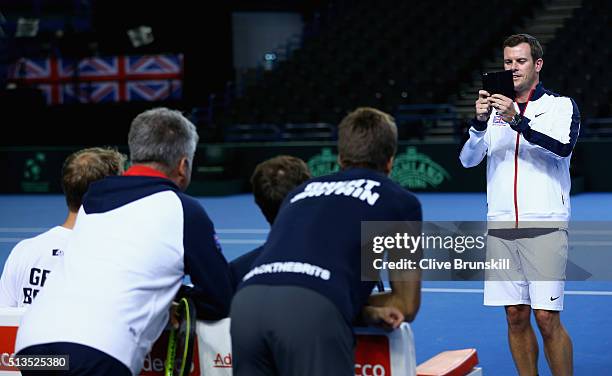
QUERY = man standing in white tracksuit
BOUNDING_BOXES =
[460,34,579,376]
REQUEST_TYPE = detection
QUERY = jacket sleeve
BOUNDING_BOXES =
[511,97,580,159]
[229,246,264,290]
[459,118,489,168]
[180,195,233,320]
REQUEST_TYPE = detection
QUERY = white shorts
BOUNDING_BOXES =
[483,230,568,311]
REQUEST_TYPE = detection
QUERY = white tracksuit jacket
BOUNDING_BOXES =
[460,82,580,225]
[15,172,233,375]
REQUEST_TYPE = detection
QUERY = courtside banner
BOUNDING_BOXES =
[0,308,26,375]
[355,323,416,376]
[361,221,612,281]
[6,140,612,194]
[139,328,201,376]
[195,319,233,375]
[0,311,416,376]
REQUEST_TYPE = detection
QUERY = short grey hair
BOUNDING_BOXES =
[128,108,199,172]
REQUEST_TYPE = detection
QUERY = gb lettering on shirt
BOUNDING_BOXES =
[23,268,51,304]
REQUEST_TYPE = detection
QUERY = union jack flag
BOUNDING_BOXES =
[7,54,183,105]
[63,82,120,103]
[127,80,182,101]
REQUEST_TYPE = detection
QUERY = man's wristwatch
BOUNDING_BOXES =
[508,114,523,128]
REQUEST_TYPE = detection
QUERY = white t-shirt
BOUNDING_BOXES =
[0,226,71,307]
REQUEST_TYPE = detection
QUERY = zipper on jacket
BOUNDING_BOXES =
[513,87,535,228]
[513,133,520,227]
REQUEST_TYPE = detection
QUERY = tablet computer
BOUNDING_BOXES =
[482,70,515,100]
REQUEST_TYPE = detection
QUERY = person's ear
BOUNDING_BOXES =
[180,156,189,175]
[174,157,191,190]
[384,157,394,175]
[535,58,543,73]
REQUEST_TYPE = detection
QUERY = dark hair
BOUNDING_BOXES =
[503,33,543,61]
[251,155,311,224]
[338,107,397,171]
[61,147,126,212]
[128,107,198,174]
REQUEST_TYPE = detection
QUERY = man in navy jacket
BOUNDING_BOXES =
[231,107,422,376]
[229,155,311,289]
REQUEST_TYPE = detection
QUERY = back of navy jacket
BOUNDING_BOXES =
[459,83,580,224]
[16,175,233,375]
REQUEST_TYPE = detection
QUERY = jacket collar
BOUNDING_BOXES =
[530,82,546,101]
[123,165,168,179]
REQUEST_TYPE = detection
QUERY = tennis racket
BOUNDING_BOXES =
[165,296,196,376]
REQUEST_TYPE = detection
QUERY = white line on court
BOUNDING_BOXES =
[0,237,268,244]
[1,235,611,296]
[0,228,49,233]
[2,237,612,248]
[423,288,483,293]
[570,230,612,235]
[0,238,25,243]
[2,227,612,239]
[570,241,612,246]
[0,228,271,235]
[3,238,611,246]
[422,288,612,296]
[216,229,269,234]
[218,239,266,245]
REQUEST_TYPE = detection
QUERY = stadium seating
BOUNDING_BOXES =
[2,0,610,142]
[541,0,612,127]
[214,0,537,140]
[213,0,612,140]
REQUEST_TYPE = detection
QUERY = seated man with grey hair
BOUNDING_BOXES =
[15,108,233,376]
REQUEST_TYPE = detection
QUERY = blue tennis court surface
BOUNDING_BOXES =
[1,193,611,375]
